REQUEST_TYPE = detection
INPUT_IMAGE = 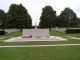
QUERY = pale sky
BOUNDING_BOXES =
[0,0,80,25]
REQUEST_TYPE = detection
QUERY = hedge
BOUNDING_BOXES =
[0,31,5,35]
[66,28,80,34]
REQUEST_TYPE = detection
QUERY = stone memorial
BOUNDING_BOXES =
[4,25,67,42]
[22,29,49,38]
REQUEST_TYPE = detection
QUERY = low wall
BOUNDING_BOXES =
[5,29,20,33]
[51,28,80,32]
[51,28,67,32]
[0,29,20,33]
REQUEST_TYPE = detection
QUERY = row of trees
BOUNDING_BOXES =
[0,4,80,29]
[39,6,80,28]
[0,4,32,29]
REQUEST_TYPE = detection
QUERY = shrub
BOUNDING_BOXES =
[0,31,5,35]
[66,28,80,34]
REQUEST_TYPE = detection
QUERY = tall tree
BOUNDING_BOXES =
[59,7,78,27]
[76,18,80,27]
[39,6,57,28]
[56,15,61,27]
[0,9,6,29]
[6,4,32,29]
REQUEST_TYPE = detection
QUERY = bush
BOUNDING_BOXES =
[0,31,5,35]
[66,28,80,34]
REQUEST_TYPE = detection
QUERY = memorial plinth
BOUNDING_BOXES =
[4,29,67,42]
[22,29,49,38]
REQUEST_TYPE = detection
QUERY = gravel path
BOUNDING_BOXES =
[66,36,80,40]
[0,44,80,48]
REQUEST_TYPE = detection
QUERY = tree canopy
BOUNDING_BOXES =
[39,6,57,28]
[59,7,78,27]
[0,4,80,29]
[6,4,32,29]
[0,9,6,28]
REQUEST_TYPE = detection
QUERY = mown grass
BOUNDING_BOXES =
[0,31,80,60]
[50,31,80,38]
[0,46,80,60]
[0,31,22,40]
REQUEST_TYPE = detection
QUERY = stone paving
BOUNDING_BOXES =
[4,36,67,42]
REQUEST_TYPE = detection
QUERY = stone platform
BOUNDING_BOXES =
[4,36,67,42]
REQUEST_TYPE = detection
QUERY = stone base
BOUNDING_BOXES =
[4,36,67,42]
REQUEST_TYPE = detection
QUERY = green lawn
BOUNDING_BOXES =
[0,46,80,60]
[0,31,80,60]
[50,31,80,37]
[0,31,22,40]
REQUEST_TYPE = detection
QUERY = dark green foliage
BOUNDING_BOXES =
[59,7,78,27]
[0,9,6,28]
[0,31,5,35]
[39,7,79,28]
[39,6,57,28]
[66,28,80,34]
[6,4,32,29]
[55,16,61,27]
[76,18,80,27]
[0,5,80,28]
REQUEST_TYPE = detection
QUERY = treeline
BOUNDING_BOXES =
[0,4,32,29]
[0,4,80,29]
[39,6,80,28]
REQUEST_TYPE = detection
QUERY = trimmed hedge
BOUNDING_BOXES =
[66,28,80,34]
[0,31,5,35]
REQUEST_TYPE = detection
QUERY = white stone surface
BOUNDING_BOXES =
[0,29,20,33]
[4,29,67,42]
[22,29,49,37]
[4,36,67,42]
[66,36,80,40]
[51,28,67,32]
[5,29,20,33]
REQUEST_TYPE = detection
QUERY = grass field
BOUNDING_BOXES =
[50,31,80,37]
[0,46,80,60]
[0,31,22,40]
[0,31,80,60]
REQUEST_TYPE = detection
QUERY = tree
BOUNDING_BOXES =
[59,7,78,27]
[0,9,6,29]
[6,4,32,29]
[39,6,57,28]
[76,18,80,27]
[56,15,61,27]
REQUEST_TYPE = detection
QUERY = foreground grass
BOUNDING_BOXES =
[0,31,80,60]
[0,46,80,60]
[0,31,22,40]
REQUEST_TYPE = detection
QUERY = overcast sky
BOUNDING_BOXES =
[0,0,80,25]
